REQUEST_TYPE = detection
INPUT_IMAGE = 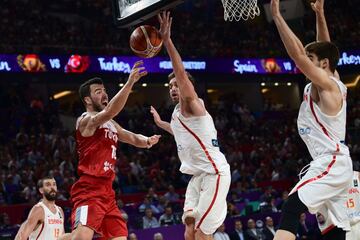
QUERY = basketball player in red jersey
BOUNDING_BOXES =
[70,60,161,240]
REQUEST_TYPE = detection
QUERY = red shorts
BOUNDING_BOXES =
[71,175,128,238]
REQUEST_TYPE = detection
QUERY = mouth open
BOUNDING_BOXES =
[102,100,108,106]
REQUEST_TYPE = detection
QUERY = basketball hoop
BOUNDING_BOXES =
[221,0,260,21]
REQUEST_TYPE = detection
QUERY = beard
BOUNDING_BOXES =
[44,190,57,201]
[91,98,105,112]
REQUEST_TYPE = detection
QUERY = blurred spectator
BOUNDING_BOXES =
[246,219,264,240]
[153,232,164,240]
[262,216,276,240]
[214,223,230,240]
[128,233,137,240]
[163,185,179,202]
[229,220,246,240]
[142,208,160,229]
[159,206,180,226]
[138,195,160,214]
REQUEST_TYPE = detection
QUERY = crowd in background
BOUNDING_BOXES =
[0,82,359,238]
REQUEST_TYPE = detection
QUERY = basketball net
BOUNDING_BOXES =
[221,0,260,21]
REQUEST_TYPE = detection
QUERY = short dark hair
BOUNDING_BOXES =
[79,77,104,104]
[305,41,340,73]
[168,71,195,85]
[37,176,54,189]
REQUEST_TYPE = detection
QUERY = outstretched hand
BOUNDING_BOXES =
[270,0,281,17]
[150,106,162,125]
[147,135,161,148]
[128,60,147,84]
[158,11,172,44]
[311,0,324,14]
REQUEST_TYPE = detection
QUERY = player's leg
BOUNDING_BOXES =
[195,172,231,238]
[184,217,195,240]
[70,202,106,240]
[273,192,308,240]
[100,200,128,240]
[182,176,201,240]
[71,225,95,240]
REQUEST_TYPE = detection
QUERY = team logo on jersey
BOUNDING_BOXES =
[354,179,358,187]
[103,161,115,172]
[212,139,219,147]
[299,127,311,135]
[177,144,183,151]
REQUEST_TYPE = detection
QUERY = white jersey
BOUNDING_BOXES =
[29,202,64,240]
[297,77,350,159]
[347,171,360,226]
[170,104,230,176]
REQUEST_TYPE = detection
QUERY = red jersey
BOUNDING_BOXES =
[75,113,118,180]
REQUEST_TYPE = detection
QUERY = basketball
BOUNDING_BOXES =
[130,25,163,58]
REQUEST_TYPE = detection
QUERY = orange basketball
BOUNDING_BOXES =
[130,25,163,58]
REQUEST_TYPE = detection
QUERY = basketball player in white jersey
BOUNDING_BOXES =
[317,171,360,240]
[150,12,231,240]
[271,0,353,239]
[15,177,71,240]
[345,171,360,239]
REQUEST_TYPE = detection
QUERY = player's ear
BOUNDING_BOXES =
[320,58,329,70]
[39,187,44,195]
[84,96,92,105]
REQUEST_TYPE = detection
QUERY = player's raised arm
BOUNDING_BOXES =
[158,11,205,116]
[270,0,335,90]
[311,0,340,79]
[311,0,331,42]
[79,61,147,136]
[150,106,173,135]
[15,206,43,240]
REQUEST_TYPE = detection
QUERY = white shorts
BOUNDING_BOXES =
[347,221,360,240]
[182,171,231,235]
[290,154,353,231]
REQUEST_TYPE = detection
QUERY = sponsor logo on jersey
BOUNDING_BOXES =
[177,144,183,151]
[212,139,219,147]
[299,127,311,135]
[103,161,115,172]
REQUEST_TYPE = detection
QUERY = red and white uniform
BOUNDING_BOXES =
[170,104,231,234]
[29,202,64,240]
[346,171,360,239]
[70,112,127,238]
[291,77,353,233]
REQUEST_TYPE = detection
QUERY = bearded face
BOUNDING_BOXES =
[40,178,57,201]
[86,84,109,112]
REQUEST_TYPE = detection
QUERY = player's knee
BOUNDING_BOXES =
[71,227,93,240]
[195,229,212,240]
[278,192,308,235]
[184,225,195,240]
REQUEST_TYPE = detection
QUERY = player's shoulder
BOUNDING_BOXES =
[29,204,45,219]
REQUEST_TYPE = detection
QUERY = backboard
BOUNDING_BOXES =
[113,0,184,28]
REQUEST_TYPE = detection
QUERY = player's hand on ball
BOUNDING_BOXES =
[150,106,162,125]
[158,11,172,43]
[147,135,161,148]
[128,60,147,84]
[270,0,280,17]
[311,0,324,13]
